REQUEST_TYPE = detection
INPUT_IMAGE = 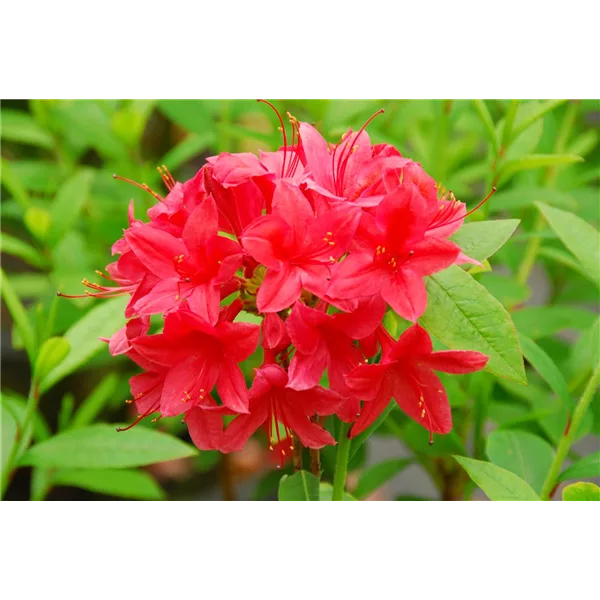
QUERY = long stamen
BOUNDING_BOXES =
[442,187,497,228]
[336,109,385,192]
[116,401,160,432]
[257,99,288,178]
[113,174,164,203]
[157,166,174,191]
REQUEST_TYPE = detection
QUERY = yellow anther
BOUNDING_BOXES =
[290,446,295,451]
[421,409,426,418]
[175,294,180,300]
[281,450,286,456]
[269,445,274,451]
[328,241,336,246]
[125,399,133,404]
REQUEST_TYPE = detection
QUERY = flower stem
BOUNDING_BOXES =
[1,380,40,499]
[292,434,302,472]
[540,362,600,500]
[331,421,352,501]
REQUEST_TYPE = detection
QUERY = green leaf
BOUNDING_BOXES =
[562,482,600,501]
[24,206,51,241]
[0,268,36,361]
[454,456,541,501]
[472,100,499,153]
[536,202,600,287]
[9,160,68,193]
[486,430,554,494]
[33,337,70,382]
[512,306,597,340]
[450,219,519,263]
[421,266,526,384]
[53,468,165,500]
[1,109,54,149]
[40,296,127,392]
[0,233,47,268]
[477,273,530,310]
[518,334,571,407]
[58,393,75,432]
[510,100,567,140]
[348,400,395,461]
[160,133,216,171]
[353,459,412,499]
[538,247,589,279]
[319,482,357,501]
[48,169,94,246]
[0,158,31,208]
[558,452,600,483]
[278,470,320,501]
[499,154,583,180]
[19,424,198,469]
[158,100,213,136]
[488,187,577,214]
[70,373,119,429]
[1,400,18,477]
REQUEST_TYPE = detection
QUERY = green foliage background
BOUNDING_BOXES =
[1,99,599,501]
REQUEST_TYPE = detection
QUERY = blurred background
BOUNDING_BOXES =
[1,100,599,500]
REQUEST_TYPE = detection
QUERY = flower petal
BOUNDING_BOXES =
[217,359,250,413]
[257,264,303,313]
[279,400,335,449]
[420,350,488,374]
[185,404,226,451]
[182,197,218,252]
[222,401,269,453]
[160,356,218,417]
[381,269,427,322]
[287,340,328,391]
[406,237,460,276]
[125,225,186,280]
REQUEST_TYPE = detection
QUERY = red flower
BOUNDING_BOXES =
[223,363,343,454]
[327,184,461,321]
[125,196,243,324]
[298,118,407,207]
[346,325,488,440]
[204,153,274,237]
[122,348,232,452]
[131,304,260,416]
[241,180,360,312]
[286,297,386,420]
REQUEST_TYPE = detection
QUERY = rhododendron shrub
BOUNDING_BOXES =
[55,102,501,498]
[5,100,600,502]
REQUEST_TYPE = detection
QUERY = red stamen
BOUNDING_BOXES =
[116,401,160,432]
[442,187,497,228]
[113,174,164,203]
[335,109,385,194]
[257,100,288,178]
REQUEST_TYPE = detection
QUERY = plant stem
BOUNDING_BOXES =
[1,380,40,499]
[292,434,303,472]
[331,421,352,501]
[516,101,578,285]
[309,418,321,476]
[540,363,600,500]
[220,454,236,501]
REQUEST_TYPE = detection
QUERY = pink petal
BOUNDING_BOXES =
[287,340,328,391]
[216,359,250,413]
[420,350,488,374]
[381,269,427,322]
[257,264,303,313]
[125,225,186,280]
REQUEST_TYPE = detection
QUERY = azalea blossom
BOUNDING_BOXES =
[223,363,343,456]
[60,101,493,456]
[346,324,488,440]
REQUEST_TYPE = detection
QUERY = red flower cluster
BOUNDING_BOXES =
[64,103,490,457]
